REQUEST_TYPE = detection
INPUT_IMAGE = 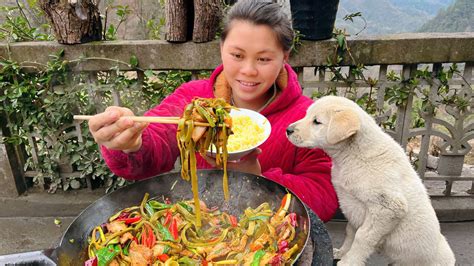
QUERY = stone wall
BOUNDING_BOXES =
[1,33,472,72]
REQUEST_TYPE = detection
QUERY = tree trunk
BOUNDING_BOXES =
[39,0,102,44]
[192,0,222,43]
[165,0,192,42]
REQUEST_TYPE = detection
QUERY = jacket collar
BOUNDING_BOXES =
[210,64,302,115]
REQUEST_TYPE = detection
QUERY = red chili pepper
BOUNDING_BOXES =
[279,194,289,209]
[278,240,289,253]
[208,236,220,242]
[288,213,297,227]
[269,254,283,266]
[149,225,156,247]
[116,216,141,225]
[201,259,209,266]
[146,227,151,247]
[117,211,130,219]
[249,243,263,252]
[157,254,169,262]
[84,257,97,266]
[163,210,173,226]
[229,215,238,227]
[141,227,147,246]
[141,225,155,248]
[169,218,179,240]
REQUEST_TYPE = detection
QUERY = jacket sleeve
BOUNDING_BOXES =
[100,83,196,180]
[262,148,338,222]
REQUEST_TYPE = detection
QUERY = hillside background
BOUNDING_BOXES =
[335,0,473,35]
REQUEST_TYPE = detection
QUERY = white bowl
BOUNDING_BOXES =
[207,108,271,161]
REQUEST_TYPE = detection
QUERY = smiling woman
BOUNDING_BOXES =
[220,20,287,111]
[89,0,339,224]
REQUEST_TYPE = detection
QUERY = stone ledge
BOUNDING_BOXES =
[431,196,474,222]
[1,188,473,222]
[331,196,474,222]
[1,33,473,72]
[0,217,74,255]
[0,188,105,217]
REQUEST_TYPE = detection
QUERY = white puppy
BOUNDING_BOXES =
[287,96,455,266]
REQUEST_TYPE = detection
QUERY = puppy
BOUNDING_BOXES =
[287,96,455,266]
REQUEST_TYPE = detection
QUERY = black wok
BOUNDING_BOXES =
[53,170,333,265]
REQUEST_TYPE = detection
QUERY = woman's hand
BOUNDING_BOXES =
[88,106,149,153]
[204,148,263,176]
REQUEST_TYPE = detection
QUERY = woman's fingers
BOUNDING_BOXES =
[88,106,148,151]
[88,109,120,134]
[123,123,149,153]
[88,106,131,132]
[92,117,134,142]
[104,121,148,151]
[227,148,262,176]
[105,105,134,116]
[239,148,262,161]
[203,148,263,176]
[202,153,219,168]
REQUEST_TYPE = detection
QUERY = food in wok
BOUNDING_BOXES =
[177,98,233,227]
[85,193,302,265]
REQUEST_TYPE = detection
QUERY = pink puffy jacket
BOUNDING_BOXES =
[101,64,338,222]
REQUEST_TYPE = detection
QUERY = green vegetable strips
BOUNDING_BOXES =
[176,98,233,227]
[86,193,303,265]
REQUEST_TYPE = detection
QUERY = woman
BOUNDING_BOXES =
[88,0,338,222]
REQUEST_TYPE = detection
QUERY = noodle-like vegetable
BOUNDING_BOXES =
[85,193,304,265]
[176,98,233,227]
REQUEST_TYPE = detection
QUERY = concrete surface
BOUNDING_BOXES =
[0,187,106,218]
[327,220,474,266]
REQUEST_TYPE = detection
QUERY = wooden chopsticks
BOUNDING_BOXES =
[73,115,211,127]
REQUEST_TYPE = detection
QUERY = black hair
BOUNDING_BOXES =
[221,0,294,52]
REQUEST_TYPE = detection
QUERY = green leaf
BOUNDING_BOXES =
[144,70,154,78]
[129,55,138,68]
[71,153,81,163]
[336,35,345,49]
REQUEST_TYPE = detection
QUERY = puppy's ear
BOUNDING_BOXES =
[327,109,361,145]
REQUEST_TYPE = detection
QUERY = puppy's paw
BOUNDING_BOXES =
[333,248,344,259]
[336,259,351,266]
[337,258,363,266]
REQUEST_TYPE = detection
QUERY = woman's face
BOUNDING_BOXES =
[220,20,288,110]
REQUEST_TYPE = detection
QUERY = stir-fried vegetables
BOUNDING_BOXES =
[177,98,233,227]
[86,193,304,265]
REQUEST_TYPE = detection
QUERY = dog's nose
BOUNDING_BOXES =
[286,126,295,136]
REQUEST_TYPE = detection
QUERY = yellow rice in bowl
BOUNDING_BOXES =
[227,115,265,152]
